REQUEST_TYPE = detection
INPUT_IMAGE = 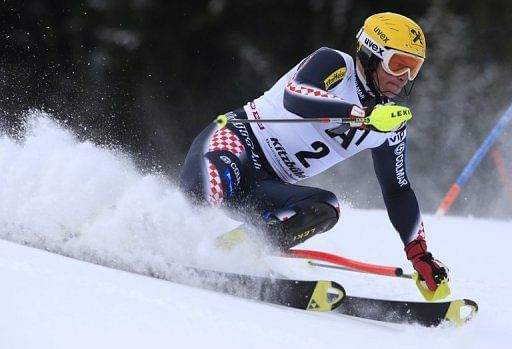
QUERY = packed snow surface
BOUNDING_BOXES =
[1,113,511,348]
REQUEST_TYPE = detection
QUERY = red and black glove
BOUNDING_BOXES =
[405,239,449,291]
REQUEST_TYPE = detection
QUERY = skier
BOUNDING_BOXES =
[179,12,449,294]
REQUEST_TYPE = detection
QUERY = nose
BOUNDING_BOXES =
[397,71,408,81]
[392,71,409,85]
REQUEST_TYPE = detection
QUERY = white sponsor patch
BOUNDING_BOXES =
[387,129,407,146]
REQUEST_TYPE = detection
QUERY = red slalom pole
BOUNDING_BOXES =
[284,249,405,277]
[491,148,512,201]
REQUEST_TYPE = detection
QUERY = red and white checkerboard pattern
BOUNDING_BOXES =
[208,128,245,155]
[207,161,223,207]
[205,128,245,207]
[286,82,337,99]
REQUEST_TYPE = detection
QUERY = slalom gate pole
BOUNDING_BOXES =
[436,103,512,215]
[491,148,512,201]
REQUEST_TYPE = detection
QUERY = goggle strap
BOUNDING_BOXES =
[356,31,385,59]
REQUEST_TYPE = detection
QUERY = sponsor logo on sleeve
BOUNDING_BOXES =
[220,155,241,187]
[324,67,347,90]
[394,141,409,187]
[228,112,262,170]
[388,128,407,146]
[394,142,406,156]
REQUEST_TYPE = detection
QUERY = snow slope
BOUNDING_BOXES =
[1,113,511,348]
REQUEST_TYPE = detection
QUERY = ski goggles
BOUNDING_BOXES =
[381,49,424,81]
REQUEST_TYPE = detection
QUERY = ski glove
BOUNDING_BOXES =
[366,104,412,132]
[405,239,449,291]
[348,104,412,132]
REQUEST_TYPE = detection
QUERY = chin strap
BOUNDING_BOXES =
[364,68,383,104]
[355,60,384,107]
[383,79,415,103]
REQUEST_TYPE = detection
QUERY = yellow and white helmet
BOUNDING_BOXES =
[356,12,426,81]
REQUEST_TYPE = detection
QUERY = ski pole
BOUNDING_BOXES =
[283,249,406,278]
[306,260,414,279]
[215,114,369,128]
[214,104,412,133]
[436,102,512,215]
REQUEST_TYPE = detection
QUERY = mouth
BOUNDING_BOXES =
[386,81,404,91]
[379,81,405,97]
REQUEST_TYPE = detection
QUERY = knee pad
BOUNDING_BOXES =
[262,200,340,250]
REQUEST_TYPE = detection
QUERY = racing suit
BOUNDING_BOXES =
[179,47,423,250]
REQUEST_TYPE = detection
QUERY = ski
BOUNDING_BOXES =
[162,264,478,327]
[162,264,345,312]
[46,248,478,327]
[335,295,478,327]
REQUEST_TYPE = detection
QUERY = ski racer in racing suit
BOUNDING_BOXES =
[179,12,449,294]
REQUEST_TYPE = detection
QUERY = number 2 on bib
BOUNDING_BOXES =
[295,141,330,168]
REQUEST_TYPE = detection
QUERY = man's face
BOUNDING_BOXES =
[373,63,408,97]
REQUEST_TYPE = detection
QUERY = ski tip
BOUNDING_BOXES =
[444,299,479,326]
[463,299,479,312]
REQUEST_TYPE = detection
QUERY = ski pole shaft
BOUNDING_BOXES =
[436,102,512,215]
[215,105,412,132]
[214,114,365,128]
[307,260,414,279]
[284,249,405,277]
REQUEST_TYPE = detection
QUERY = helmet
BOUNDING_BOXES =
[356,12,426,81]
